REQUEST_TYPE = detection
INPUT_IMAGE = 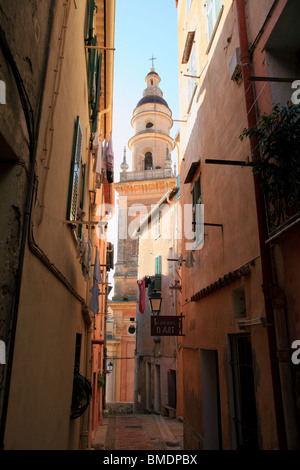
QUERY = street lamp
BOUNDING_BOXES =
[107,361,114,373]
[149,292,162,314]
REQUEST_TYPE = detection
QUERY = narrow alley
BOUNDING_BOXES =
[0,0,299,455]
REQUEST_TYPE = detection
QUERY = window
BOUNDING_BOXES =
[232,286,246,320]
[86,1,102,132]
[67,116,83,222]
[128,325,136,335]
[206,0,223,44]
[155,255,162,275]
[192,174,204,248]
[145,152,153,170]
[154,211,162,239]
[146,122,153,128]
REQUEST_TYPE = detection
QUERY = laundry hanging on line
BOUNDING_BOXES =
[76,235,92,281]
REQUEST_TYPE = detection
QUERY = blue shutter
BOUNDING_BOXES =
[215,0,222,15]
[67,117,82,221]
[207,0,223,41]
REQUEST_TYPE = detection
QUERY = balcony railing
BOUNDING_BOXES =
[264,116,300,237]
[120,168,174,182]
[240,103,300,239]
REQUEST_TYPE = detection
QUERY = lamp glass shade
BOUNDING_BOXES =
[149,295,162,313]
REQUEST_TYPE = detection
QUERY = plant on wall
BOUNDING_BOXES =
[240,102,300,235]
[97,373,105,388]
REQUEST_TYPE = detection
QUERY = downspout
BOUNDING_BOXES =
[235,0,289,449]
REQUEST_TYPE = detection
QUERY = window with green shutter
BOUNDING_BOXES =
[192,174,204,248]
[86,0,102,130]
[67,116,83,222]
[155,256,162,275]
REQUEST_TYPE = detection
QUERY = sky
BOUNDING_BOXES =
[107,0,180,296]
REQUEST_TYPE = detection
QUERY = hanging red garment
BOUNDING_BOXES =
[138,278,145,314]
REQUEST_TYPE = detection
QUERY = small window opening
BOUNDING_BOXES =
[145,152,153,170]
[232,286,246,319]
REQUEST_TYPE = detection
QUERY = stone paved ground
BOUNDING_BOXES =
[92,414,183,451]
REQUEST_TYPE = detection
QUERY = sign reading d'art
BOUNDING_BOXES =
[151,316,182,336]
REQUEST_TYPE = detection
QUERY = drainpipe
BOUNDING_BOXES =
[235,0,295,450]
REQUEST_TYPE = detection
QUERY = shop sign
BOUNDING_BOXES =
[151,316,180,336]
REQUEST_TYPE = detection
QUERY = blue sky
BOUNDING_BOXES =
[112,0,180,174]
[107,0,180,293]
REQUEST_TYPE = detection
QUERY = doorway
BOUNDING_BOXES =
[200,349,222,449]
[168,369,177,409]
[155,364,161,413]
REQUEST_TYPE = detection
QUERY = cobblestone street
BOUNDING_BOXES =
[92,414,183,451]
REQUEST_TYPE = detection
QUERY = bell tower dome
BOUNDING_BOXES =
[129,67,175,172]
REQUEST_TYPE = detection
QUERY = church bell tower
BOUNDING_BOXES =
[112,67,176,301]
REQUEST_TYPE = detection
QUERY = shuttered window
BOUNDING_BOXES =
[86,0,102,132]
[155,256,162,275]
[192,174,204,248]
[67,116,82,221]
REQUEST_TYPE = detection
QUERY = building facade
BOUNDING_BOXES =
[176,0,299,450]
[134,187,182,416]
[0,0,115,449]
